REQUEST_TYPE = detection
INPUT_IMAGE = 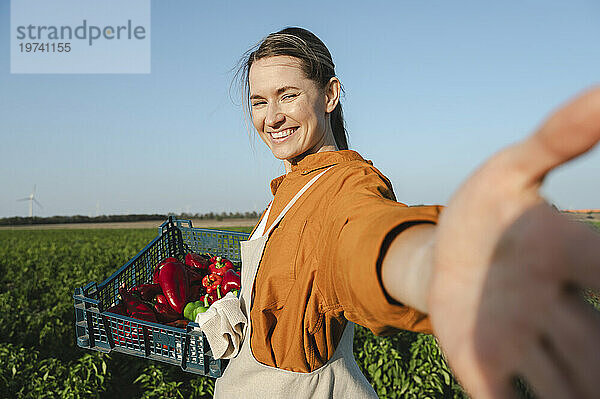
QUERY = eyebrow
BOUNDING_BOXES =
[250,86,300,100]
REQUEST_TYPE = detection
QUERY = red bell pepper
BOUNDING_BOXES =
[221,269,241,296]
[154,294,169,306]
[118,286,157,322]
[209,256,234,276]
[185,265,204,283]
[184,265,206,301]
[130,283,162,301]
[154,303,181,323]
[105,302,127,316]
[153,257,179,283]
[202,273,222,294]
[185,252,211,272]
[160,256,179,266]
[188,281,204,302]
[201,288,221,306]
[157,261,189,314]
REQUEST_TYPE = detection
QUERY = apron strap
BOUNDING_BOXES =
[261,166,333,239]
[249,202,272,240]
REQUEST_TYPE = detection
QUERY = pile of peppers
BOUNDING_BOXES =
[183,256,241,321]
[105,252,241,328]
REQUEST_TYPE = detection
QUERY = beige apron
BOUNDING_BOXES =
[214,168,378,398]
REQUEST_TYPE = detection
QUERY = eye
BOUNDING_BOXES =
[251,101,266,107]
[282,93,297,100]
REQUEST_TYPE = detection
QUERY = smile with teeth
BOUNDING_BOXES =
[270,127,298,139]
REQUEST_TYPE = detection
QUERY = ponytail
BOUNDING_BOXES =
[331,103,348,150]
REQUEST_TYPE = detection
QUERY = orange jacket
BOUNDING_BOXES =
[250,150,442,372]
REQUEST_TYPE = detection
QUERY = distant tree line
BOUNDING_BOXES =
[177,211,260,221]
[0,211,260,226]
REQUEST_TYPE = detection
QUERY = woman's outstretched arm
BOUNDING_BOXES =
[381,87,600,399]
[381,223,436,313]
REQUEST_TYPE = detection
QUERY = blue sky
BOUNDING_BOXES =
[1,1,599,218]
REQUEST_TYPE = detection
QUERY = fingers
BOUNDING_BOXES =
[544,291,600,398]
[517,337,578,399]
[561,216,600,290]
[570,233,600,291]
[500,86,600,185]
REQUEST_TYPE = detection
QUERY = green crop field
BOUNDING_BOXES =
[13,224,596,398]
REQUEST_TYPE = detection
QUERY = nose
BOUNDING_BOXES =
[265,102,284,128]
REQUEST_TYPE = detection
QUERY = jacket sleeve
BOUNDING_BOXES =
[319,164,443,336]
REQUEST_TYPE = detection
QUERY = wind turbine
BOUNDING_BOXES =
[17,185,43,217]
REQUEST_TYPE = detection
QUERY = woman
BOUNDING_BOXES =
[212,27,600,398]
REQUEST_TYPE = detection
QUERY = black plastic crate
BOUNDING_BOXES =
[73,217,249,377]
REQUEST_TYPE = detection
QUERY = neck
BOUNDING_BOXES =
[283,124,339,173]
[283,143,339,173]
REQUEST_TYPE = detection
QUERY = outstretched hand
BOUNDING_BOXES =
[429,87,600,399]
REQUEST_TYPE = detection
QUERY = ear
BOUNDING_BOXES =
[324,77,341,114]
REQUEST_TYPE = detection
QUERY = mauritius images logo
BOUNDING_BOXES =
[11,0,151,74]
[15,19,147,46]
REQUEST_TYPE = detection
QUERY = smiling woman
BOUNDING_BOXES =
[206,27,600,399]
[239,29,348,152]
[248,55,340,170]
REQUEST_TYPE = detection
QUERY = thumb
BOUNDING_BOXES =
[508,86,600,186]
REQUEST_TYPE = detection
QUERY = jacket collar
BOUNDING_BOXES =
[270,150,368,195]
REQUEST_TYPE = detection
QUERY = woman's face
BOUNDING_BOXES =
[249,55,339,164]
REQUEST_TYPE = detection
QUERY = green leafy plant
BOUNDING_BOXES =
[353,325,468,398]
[3,224,596,398]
